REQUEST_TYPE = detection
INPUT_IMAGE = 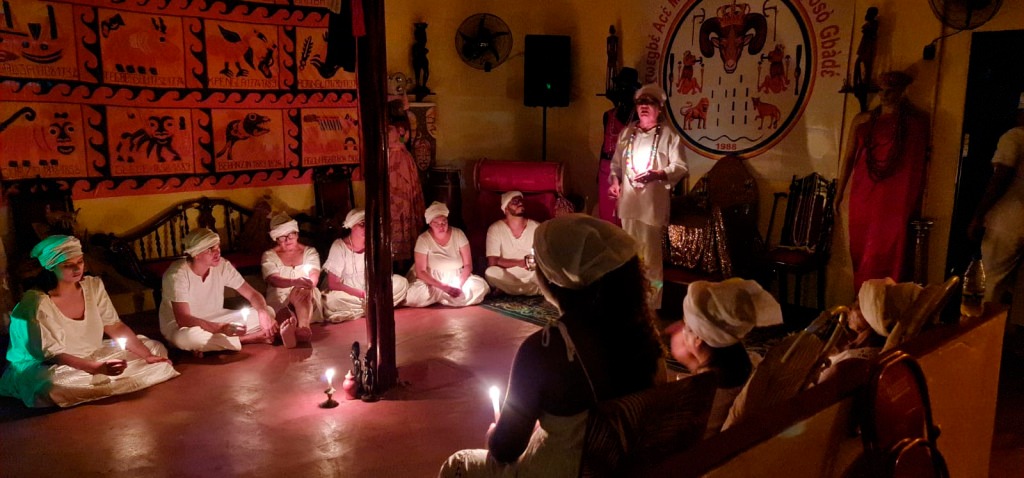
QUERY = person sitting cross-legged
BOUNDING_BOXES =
[322,209,410,322]
[406,202,490,307]
[159,228,277,355]
[484,191,541,296]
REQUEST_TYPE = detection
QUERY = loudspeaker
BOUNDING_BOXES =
[524,35,571,107]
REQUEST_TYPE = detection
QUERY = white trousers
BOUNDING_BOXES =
[484,266,540,296]
[322,274,410,322]
[49,336,179,407]
[982,226,1024,325]
[162,306,272,352]
[405,275,490,308]
[622,218,665,309]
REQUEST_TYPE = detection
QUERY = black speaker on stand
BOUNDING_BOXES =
[524,35,571,161]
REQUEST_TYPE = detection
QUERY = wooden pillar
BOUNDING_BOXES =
[356,0,397,391]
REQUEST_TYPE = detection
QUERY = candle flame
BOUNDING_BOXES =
[489,386,501,421]
[116,337,128,351]
[326,368,336,386]
[241,307,251,320]
[302,264,313,277]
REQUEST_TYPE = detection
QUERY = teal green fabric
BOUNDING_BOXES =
[0,292,54,407]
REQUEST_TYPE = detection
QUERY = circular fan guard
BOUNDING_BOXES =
[455,13,513,72]
[928,0,1002,30]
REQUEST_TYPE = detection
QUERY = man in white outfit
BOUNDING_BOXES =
[484,191,541,296]
[608,84,689,310]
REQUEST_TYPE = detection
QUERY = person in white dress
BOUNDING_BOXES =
[484,191,541,296]
[262,213,323,347]
[608,84,689,310]
[439,214,665,477]
[322,209,409,322]
[0,235,178,408]
[159,228,276,355]
[406,202,489,307]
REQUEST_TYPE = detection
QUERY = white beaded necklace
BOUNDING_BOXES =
[624,124,661,188]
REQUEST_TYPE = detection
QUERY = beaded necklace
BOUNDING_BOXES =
[624,123,661,187]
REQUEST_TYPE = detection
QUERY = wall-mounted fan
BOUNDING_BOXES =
[929,0,1002,30]
[923,0,1002,59]
[455,13,513,73]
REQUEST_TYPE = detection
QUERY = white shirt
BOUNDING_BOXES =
[986,126,1024,234]
[415,227,470,273]
[609,123,688,226]
[159,259,245,330]
[486,219,540,260]
[323,239,365,290]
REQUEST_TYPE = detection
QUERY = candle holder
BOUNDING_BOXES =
[319,386,339,408]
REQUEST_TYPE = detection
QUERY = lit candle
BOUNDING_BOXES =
[240,307,251,323]
[489,386,501,422]
[326,368,336,388]
[302,264,313,278]
[116,337,128,361]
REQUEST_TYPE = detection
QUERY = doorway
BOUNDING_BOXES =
[944,30,1024,279]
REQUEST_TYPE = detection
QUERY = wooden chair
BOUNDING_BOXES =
[763,173,837,310]
[579,371,717,477]
[861,352,950,477]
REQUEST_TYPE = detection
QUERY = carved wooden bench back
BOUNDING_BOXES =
[118,197,252,264]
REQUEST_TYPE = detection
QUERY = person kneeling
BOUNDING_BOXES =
[322,209,409,322]
[159,228,277,355]
[0,235,178,407]
[484,191,541,296]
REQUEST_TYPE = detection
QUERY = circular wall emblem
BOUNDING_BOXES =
[662,0,814,159]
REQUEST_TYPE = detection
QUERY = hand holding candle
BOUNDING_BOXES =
[302,264,312,278]
[489,386,501,422]
[116,337,128,361]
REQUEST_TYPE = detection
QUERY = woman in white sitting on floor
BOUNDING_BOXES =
[0,235,179,408]
[322,209,409,322]
[262,213,323,347]
[406,202,489,307]
[159,228,276,355]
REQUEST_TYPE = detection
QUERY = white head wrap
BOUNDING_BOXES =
[500,191,523,212]
[857,278,923,337]
[635,84,668,104]
[1018,92,1024,110]
[343,208,366,229]
[683,279,783,348]
[268,213,299,240]
[533,214,639,290]
[31,235,83,271]
[183,228,221,257]
[424,201,450,224]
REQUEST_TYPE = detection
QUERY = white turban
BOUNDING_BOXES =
[858,278,923,337]
[533,214,638,290]
[343,208,365,229]
[183,228,221,257]
[268,213,299,240]
[683,279,783,348]
[31,235,83,271]
[635,84,667,104]
[424,201,449,223]
[500,191,523,212]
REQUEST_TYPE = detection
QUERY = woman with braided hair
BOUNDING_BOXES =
[836,70,930,291]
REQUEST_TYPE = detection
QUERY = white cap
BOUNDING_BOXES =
[343,209,365,229]
[683,279,783,348]
[424,201,450,223]
[500,191,523,212]
[533,214,639,290]
[635,84,667,104]
[857,278,923,337]
[183,228,221,257]
[268,213,299,240]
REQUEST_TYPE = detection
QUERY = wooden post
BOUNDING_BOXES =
[356,0,397,391]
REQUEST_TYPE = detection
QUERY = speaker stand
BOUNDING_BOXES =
[541,105,548,161]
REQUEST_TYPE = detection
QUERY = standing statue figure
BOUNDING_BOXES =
[606,25,619,94]
[350,341,363,396]
[361,345,379,402]
[411,22,431,101]
[852,7,879,112]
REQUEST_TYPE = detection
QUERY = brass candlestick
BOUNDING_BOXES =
[319,386,339,408]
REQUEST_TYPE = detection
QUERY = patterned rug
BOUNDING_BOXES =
[480,295,559,327]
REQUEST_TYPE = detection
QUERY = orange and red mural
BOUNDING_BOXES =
[0,0,360,196]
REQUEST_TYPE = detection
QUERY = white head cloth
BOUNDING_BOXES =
[858,278,923,337]
[1017,92,1024,110]
[31,235,83,271]
[635,83,668,104]
[683,279,783,348]
[343,208,365,229]
[500,191,523,212]
[424,201,449,223]
[533,213,638,290]
[268,213,299,240]
[183,228,221,257]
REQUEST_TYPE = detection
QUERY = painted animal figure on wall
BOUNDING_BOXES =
[680,97,710,130]
[216,113,270,161]
[698,2,767,74]
[217,25,276,78]
[751,97,780,129]
[758,44,790,94]
[675,50,702,95]
[116,115,183,163]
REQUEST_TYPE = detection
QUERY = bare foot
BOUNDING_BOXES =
[280,317,298,349]
[296,326,312,344]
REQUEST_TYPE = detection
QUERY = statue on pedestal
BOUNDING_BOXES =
[410,22,432,102]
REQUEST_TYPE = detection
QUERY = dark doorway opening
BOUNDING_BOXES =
[944,30,1024,280]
